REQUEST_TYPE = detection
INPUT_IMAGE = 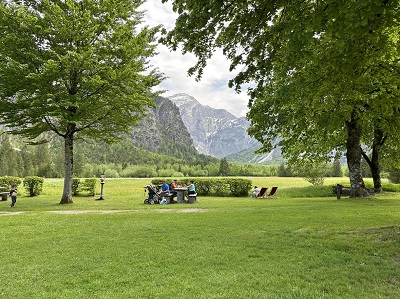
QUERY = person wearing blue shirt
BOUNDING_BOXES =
[160,181,170,197]
[187,180,196,195]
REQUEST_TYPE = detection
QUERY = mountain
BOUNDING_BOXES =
[129,96,202,161]
[1,94,279,165]
[226,144,283,164]
[167,93,259,158]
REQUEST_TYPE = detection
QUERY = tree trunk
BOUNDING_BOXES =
[361,126,385,193]
[346,112,368,198]
[60,130,74,204]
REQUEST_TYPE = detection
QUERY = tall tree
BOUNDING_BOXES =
[219,157,230,176]
[0,134,13,176]
[0,0,164,203]
[160,0,400,196]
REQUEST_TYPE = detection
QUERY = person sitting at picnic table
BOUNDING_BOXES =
[170,179,179,203]
[187,180,196,196]
[251,186,260,198]
[160,181,170,197]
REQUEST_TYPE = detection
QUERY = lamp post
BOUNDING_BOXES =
[97,176,105,200]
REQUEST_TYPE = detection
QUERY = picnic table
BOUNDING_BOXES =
[173,187,188,203]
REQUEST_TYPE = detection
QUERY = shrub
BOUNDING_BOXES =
[120,165,158,178]
[0,176,22,191]
[381,182,400,192]
[226,178,253,196]
[72,178,81,196]
[23,176,44,196]
[104,169,120,178]
[388,168,400,184]
[80,178,97,196]
[300,164,326,186]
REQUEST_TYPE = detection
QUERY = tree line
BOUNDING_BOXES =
[0,132,348,179]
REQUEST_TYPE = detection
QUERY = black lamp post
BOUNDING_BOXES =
[97,176,105,200]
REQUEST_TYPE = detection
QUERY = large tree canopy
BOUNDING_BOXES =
[0,0,164,203]
[161,0,400,196]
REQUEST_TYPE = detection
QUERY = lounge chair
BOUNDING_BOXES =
[266,186,278,197]
[257,187,268,198]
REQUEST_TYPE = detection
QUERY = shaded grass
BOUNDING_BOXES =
[0,178,399,298]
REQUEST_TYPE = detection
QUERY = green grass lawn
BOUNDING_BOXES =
[0,177,399,298]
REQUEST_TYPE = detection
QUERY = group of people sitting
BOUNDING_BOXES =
[159,179,196,203]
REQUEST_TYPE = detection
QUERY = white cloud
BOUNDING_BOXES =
[140,0,249,117]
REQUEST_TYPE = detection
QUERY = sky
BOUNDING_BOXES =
[140,0,250,118]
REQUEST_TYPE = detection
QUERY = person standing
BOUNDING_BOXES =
[10,184,17,208]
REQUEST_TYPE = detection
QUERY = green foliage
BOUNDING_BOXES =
[80,178,97,197]
[103,169,120,178]
[119,165,158,178]
[387,168,400,184]
[0,134,26,177]
[0,176,22,191]
[219,158,230,176]
[72,178,81,196]
[277,164,295,177]
[0,1,163,142]
[23,176,44,196]
[161,0,400,194]
[299,164,326,186]
[0,0,164,203]
[72,178,96,196]
[1,129,352,179]
[226,178,253,196]
[381,182,400,192]
[328,159,344,177]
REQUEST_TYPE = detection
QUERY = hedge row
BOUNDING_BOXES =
[0,175,43,196]
[151,178,252,197]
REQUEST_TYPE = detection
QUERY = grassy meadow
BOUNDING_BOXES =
[0,177,399,298]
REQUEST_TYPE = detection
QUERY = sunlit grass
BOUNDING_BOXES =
[0,177,399,298]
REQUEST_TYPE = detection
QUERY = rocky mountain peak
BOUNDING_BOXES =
[167,93,259,158]
[167,93,199,107]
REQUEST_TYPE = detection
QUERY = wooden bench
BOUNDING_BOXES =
[0,192,8,201]
[187,193,197,204]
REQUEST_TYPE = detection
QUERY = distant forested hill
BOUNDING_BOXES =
[0,96,219,178]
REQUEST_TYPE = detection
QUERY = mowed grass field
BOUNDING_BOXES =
[0,177,399,298]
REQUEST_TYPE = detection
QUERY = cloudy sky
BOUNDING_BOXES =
[140,0,250,118]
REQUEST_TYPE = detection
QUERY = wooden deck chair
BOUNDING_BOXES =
[266,186,278,197]
[257,187,268,198]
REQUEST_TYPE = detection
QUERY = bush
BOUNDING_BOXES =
[120,165,157,178]
[104,169,120,178]
[300,164,326,186]
[0,176,22,191]
[80,178,97,196]
[72,178,81,196]
[23,176,44,196]
[388,168,400,184]
[226,178,253,196]
[381,182,400,192]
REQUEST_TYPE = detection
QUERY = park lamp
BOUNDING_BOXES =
[96,175,106,200]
